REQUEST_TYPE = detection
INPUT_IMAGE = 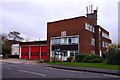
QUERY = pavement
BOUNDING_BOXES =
[1,58,38,64]
[1,58,120,76]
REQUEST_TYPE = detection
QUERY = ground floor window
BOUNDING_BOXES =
[70,51,78,57]
[51,50,79,61]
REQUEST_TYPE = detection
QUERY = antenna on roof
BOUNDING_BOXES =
[89,5,91,11]
[96,7,98,11]
[91,4,93,13]
[86,4,93,14]
[86,6,88,14]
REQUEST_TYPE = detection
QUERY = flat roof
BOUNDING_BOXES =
[19,40,47,45]
[47,16,86,24]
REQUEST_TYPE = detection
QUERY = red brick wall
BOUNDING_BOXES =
[47,16,95,58]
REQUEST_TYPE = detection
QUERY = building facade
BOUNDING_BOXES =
[47,10,111,61]
[19,41,47,59]
[11,44,19,58]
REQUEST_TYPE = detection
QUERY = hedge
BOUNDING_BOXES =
[75,54,87,62]
[82,54,103,63]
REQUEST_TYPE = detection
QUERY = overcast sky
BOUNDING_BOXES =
[0,0,119,43]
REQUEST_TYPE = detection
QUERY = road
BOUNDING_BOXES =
[1,61,120,80]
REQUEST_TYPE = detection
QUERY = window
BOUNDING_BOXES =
[52,38,60,45]
[91,38,95,46]
[71,37,78,44]
[92,27,95,33]
[68,38,72,44]
[51,36,78,45]
[61,31,66,37]
[102,32,109,39]
[91,50,95,54]
[70,53,74,56]
[85,23,94,32]
[102,41,109,48]
[52,39,56,45]
[70,51,78,57]
[61,38,65,44]
[57,38,60,44]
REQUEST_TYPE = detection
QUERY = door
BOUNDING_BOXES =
[41,46,47,59]
[30,46,39,59]
[21,47,29,59]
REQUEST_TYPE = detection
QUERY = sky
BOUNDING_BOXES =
[0,0,119,43]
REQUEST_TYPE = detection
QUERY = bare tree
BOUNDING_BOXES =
[8,31,24,41]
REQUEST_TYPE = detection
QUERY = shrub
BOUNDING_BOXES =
[44,58,49,62]
[67,56,73,62]
[90,58,103,63]
[38,59,44,63]
[71,58,76,62]
[49,57,61,62]
[82,54,103,63]
[106,49,120,65]
[75,54,87,62]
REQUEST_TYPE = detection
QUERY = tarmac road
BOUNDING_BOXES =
[1,59,120,80]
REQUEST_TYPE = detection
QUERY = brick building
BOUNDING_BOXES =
[47,10,111,61]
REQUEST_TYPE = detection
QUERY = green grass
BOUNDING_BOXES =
[48,62,120,70]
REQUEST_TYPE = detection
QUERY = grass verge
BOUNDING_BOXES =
[48,62,120,70]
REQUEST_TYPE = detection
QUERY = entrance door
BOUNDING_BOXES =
[62,51,68,61]
[30,46,39,59]
[21,47,29,59]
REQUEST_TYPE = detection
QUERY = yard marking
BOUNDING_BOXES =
[7,68,14,70]
[18,70,31,73]
[103,74,119,78]
[31,72,46,76]
[45,67,82,74]
[18,70,47,76]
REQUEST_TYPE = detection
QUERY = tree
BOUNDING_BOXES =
[8,31,24,41]
[107,44,118,52]
[106,44,120,65]
[0,33,10,57]
[1,32,23,57]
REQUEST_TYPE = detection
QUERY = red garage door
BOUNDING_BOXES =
[31,46,39,59]
[21,47,29,59]
[41,46,47,59]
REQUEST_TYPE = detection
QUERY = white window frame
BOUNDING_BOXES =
[61,31,66,37]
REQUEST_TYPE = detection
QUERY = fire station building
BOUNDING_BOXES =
[47,10,111,61]
[19,41,47,59]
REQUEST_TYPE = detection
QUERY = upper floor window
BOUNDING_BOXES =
[61,31,66,37]
[91,37,95,46]
[102,32,109,39]
[51,36,79,45]
[61,38,67,45]
[102,41,109,48]
[85,23,94,33]
[69,37,78,44]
